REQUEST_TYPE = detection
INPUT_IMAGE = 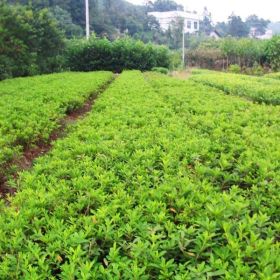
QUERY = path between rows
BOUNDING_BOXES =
[0,75,117,202]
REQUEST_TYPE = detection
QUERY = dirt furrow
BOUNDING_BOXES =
[0,76,116,201]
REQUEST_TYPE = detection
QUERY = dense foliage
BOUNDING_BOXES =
[0,71,279,278]
[6,0,160,40]
[190,70,280,105]
[0,3,65,80]
[265,36,280,71]
[265,72,280,80]
[0,71,113,176]
[186,37,267,70]
[203,12,270,38]
[65,37,171,72]
[147,0,183,12]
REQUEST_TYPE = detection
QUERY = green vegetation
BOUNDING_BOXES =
[0,71,113,174]
[228,64,242,74]
[190,70,280,105]
[0,3,65,80]
[265,36,280,71]
[1,1,280,78]
[0,71,279,278]
[65,37,171,72]
[151,67,169,74]
[186,37,267,70]
[265,72,280,79]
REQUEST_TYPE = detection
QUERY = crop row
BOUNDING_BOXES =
[0,71,280,279]
[0,71,113,175]
[190,70,280,105]
[265,72,280,80]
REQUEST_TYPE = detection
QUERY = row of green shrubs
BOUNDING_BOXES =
[186,36,280,73]
[228,63,266,76]
[65,37,170,73]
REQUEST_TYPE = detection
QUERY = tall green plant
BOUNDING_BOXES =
[265,36,280,71]
[0,3,65,80]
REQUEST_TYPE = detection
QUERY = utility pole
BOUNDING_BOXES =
[182,20,185,68]
[85,0,90,39]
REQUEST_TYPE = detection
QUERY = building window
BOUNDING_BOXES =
[194,21,198,30]
[187,21,192,29]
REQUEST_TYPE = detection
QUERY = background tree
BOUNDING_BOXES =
[166,17,184,49]
[246,15,270,36]
[0,3,65,79]
[147,0,183,12]
[227,14,249,37]
[265,35,280,70]
[200,7,213,35]
[215,21,229,37]
[50,6,83,38]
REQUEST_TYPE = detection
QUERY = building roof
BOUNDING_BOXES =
[148,10,201,21]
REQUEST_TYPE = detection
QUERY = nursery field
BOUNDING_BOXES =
[0,72,113,178]
[265,72,280,80]
[190,70,280,105]
[0,71,280,279]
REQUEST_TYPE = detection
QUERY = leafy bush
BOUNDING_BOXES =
[65,37,171,72]
[186,37,267,71]
[243,62,265,76]
[265,35,280,71]
[0,3,65,80]
[169,51,182,70]
[187,48,224,69]
[228,64,241,73]
[151,67,169,74]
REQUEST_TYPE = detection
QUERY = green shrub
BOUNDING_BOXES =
[0,3,65,80]
[151,67,169,74]
[228,64,241,74]
[187,48,224,69]
[65,37,171,72]
[265,36,280,71]
[169,51,182,70]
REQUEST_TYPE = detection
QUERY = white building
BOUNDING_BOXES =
[250,28,273,40]
[209,30,221,40]
[256,30,273,40]
[148,10,201,34]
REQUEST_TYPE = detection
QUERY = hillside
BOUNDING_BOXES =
[6,0,152,39]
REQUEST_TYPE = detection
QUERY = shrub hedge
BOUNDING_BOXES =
[65,38,171,72]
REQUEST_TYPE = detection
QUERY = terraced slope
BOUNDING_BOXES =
[0,72,279,279]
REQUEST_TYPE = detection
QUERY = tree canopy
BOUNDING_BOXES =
[0,2,65,79]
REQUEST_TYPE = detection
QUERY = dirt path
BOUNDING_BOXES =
[0,76,116,201]
[171,69,192,80]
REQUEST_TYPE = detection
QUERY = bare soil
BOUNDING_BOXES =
[171,70,192,80]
